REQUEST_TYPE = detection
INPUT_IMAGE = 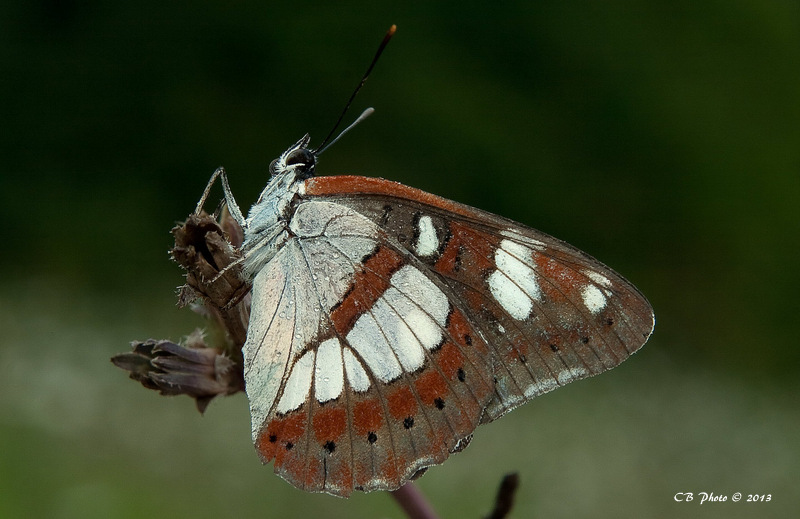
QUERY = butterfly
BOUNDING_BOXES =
[193,27,654,497]
[195,137,654,496]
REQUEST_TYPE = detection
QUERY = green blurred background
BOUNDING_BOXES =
[1,1,798,518]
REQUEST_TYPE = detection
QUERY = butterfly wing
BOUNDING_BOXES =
[302,175,655,423]
[246,175,654,497]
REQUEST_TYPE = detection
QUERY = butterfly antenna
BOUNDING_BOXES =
[317,107,374,156]
[314,24,396,154]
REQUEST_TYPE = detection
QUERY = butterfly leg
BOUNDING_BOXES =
[195,167,247,230]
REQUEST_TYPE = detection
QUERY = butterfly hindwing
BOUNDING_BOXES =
[246,199,495,496]
[303,175,655,423]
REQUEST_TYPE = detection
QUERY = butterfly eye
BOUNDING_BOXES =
[285,149,316,168]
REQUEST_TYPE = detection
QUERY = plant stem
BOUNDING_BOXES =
[390,482,439,519]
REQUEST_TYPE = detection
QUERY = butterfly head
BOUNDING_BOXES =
[269,134,317,180]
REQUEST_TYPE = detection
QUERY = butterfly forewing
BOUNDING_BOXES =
[303,175,655,423]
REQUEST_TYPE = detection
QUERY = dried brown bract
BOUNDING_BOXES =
[112,209,251,412]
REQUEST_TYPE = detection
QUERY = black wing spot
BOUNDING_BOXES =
[605,317,614,326]
[368,431,378,444]
[454,245,465,272]
[581,336,590,344]
[438,228,453,256]
[285,442,294,451]
[434,397,445,410]
[323,441,336,453]
[380,204,392,226]
[403,416,415,429]
[549,344,559,352]
[411,211,422,245]
[519,354,527,363]
[464,334,472,345]
[457,368,466,382]
[268,434,277,443]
